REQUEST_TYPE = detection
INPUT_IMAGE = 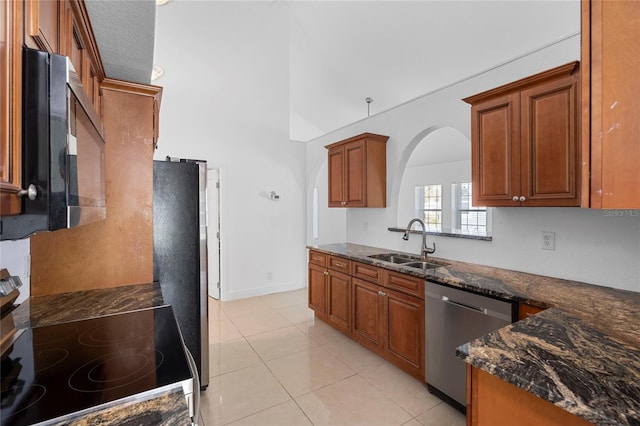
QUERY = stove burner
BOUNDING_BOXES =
[1,385,47,420]
[34,348,69,373]
[68,349,165,392]
[78,325,147,347]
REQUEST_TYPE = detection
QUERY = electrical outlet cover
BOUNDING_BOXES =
[542,231,555,250]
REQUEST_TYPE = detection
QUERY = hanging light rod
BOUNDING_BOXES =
[366,97,373,117]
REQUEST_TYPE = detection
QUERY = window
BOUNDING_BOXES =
[415,185,442,231]
[453,182,486,233]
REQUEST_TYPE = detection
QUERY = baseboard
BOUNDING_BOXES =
[223,280,306,301]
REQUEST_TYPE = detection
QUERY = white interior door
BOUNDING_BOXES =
[207,169,221,299]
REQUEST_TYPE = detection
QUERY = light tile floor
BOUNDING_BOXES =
[200,288,465,426]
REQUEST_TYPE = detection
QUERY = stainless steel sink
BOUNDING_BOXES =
[402,261,443,270]
[367,253,421,264]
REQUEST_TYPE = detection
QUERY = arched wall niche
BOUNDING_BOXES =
[393,126,491,237]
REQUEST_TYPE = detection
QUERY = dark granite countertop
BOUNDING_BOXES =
[8,283,191,425]
[12,282,167,329]
[308,243,640,426]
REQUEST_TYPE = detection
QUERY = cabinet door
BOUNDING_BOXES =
[327,146,345,207]
[468,366,593,426]
[327,270,351,334]
[344,140,366,207]
[520,75,580,206]
[0,0,23,216]
[588,0,640,208]
[308,263,327,316]
[25,0,60,53]
[384,288,424,377]
[470,93,520,206]
[352,277,384,348]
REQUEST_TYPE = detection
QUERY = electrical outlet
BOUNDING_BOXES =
[541,231,555,251]
[266,272,273,280]
[363,220,368,231]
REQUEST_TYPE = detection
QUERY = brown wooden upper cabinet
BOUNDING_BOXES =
[326,133,388,208]
[1,0,24,216]
[24,0,61,53]
[463,62,581,207]
[582,0,640,209]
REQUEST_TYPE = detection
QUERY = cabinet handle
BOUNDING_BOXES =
[17,184,38,201]
[519,196,526,202]
[335,262,344,267]
[512,196,519,202]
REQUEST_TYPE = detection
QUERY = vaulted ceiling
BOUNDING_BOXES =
[85,0,580,142]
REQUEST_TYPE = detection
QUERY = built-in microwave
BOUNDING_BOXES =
[0,48,106,240]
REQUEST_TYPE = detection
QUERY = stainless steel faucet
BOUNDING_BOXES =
[402,218,436,259]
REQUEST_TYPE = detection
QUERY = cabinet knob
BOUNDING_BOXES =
[512,196,519,202]
[378,290,386,297]
[324,271,329,276]
[519,196,526,202]
[17,184,38,201]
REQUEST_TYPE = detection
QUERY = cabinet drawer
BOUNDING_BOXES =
[309,250,327,267]
[329,256,351,273]
[352,261,382,285]
[384,271,424,299]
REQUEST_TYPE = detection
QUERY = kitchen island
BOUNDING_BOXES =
[3,283,192,426]
[308,243,640,426]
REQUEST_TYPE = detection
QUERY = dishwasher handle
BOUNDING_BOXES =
[426,291,512,323]
[441,296,486,314]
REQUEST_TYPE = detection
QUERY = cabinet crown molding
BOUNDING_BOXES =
[463,61,579,105]
[101,78,163,103]
[324,132,389,150]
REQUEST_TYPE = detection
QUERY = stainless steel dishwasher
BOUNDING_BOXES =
[425,281,515,410]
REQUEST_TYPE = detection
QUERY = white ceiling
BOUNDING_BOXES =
[85,0,580,142]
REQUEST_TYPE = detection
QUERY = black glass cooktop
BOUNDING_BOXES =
[1,306,192,425]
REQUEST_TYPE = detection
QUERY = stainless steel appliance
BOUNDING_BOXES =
[1,48,106,241]
[425,281,515,410]
[0,307,194,425]
[153,158,209,390]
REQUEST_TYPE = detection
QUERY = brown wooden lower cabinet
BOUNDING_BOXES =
[352,277,385,347]
[385,287,424,377]
[467,365,593,426]
[351,276,425,380]
[308,262,328,316]
[307,250,425,381]
[326,269,351,334]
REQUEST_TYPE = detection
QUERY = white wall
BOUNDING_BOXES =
[154,2,307,300]
[306,34,640,293]
[306,159,347,245]
[0,239,30,303]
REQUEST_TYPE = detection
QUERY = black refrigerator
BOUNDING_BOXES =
[153,158,209,390]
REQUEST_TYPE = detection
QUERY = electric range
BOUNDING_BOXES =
[0,306,193,425]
